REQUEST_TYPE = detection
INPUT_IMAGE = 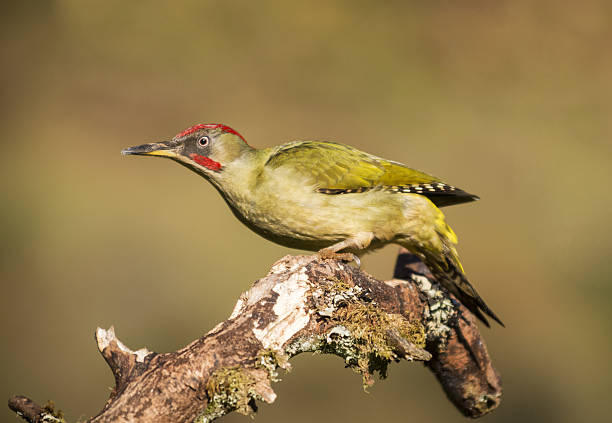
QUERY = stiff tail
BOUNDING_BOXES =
[431,257,504,327]
[402,197,503,326]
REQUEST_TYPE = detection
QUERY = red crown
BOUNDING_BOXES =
[174,124,246,144]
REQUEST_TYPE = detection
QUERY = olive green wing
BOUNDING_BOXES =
[265,141,478,207]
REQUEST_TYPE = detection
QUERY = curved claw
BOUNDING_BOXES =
[316,251,361,268]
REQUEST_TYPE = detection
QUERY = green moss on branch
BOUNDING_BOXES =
[198,367,260,423]
[315,277,427,388]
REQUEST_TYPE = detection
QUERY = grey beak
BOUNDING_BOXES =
[121,141,176,157]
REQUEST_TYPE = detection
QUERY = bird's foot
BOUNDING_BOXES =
[316,249,361,268]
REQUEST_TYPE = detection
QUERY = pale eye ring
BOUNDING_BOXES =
[197,136,210,147]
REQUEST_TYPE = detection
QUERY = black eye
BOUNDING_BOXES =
[198,136,210,147]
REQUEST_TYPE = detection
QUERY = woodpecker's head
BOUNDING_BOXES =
[122,124,251,178]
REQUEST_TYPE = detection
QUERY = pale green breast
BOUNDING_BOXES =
[249,179,410,251]
[233,146,407,250]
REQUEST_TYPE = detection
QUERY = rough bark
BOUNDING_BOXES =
[8,252,502,422]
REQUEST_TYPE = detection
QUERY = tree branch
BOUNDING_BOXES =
[8,252,502,422]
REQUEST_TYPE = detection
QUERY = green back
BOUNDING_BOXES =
[266,141,437,187]
[265,141,477,207]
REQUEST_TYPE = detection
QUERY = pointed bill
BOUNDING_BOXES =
[121,141,179,158]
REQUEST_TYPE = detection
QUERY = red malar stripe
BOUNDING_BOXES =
[189,154,222,171]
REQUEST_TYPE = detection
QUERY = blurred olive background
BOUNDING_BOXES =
[1,1,611,422]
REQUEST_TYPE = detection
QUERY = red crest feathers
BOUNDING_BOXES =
[174,124,247,144]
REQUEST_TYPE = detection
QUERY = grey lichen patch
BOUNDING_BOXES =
[411,273,455,343]
[285,335,325,357]
[197,366,262,423]
[313,277,363,315]
[313,276,427,389]
[256,349,291,383]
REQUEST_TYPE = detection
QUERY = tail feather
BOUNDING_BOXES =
[402,198,503,326]
[432,257,504,327]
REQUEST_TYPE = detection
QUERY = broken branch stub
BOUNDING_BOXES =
[8,253,502,422]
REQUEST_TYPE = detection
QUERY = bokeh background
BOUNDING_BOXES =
[2,1,611,422]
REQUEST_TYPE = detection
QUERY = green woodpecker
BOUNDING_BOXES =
[122,124,503,327]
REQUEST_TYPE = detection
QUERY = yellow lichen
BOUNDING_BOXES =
[313,277,428,389]
[201,366,257,421]
[333,302,425,387]
[388,313,427,348]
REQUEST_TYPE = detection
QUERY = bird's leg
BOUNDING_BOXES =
[317,232,374,268]
[318,245,361,267]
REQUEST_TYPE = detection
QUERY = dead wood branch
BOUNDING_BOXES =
[8,252,502,422]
